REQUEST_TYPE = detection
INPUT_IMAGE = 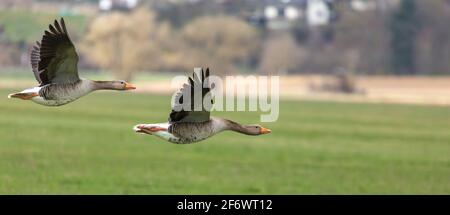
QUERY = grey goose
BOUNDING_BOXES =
[8,18,136,106]
[133,68,271,144]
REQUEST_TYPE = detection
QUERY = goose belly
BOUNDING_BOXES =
[168,122,215,144]
[154,131,206,144]
[168,133,211,144]
[32,82,92,106]
[31,96,77,106]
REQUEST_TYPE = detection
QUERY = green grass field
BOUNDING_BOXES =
[0,89,449,194]
[0,9,86,43]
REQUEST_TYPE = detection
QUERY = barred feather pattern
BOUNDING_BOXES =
[166,118,229,144]
[38,80,91,101]
[31,42,43,85]
[168,121,214,144]
[32,18,80,85]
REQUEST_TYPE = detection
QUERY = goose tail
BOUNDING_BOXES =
[133,124,148,134]
[8,92,39,100]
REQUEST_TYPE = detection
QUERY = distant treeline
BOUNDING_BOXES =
[1,0,450,76]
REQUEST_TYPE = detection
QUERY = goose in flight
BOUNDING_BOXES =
[133,68,271,144]
[8,18,136,106]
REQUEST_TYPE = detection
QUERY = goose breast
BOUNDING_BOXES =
[33,80,94,106]
[169,120,217,144]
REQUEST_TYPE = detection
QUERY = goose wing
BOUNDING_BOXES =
[169,68,213,123]
[31,18,80,86]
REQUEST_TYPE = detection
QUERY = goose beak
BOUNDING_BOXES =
[260,127,271,134]
[124,83,136,90]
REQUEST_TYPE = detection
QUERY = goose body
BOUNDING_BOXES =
[8,18,135,106]
[11,80,94,106]
[134,118,226,144]
[134,69,271,144]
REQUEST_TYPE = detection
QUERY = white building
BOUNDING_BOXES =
[306,0,331,26]
[262,1,305,30]
[99,0,139,11]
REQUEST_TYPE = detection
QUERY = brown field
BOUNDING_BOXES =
[132,75,450,106]
[3,74,450,106]
[278,75,450,105]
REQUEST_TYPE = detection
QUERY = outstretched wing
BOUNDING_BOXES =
[30,41,43,84]
[169,68,213,123]
[31,18,80,86]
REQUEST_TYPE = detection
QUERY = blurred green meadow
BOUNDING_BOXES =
[0,88,449,194]
[0,9,86,43]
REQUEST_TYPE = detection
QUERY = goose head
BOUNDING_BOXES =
[241,124,271,135]
[220,119,271,136]
[111,80,136,90]
[93,80,136,90]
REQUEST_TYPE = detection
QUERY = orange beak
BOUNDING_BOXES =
[124,83,136,90]
[260,127,271,134]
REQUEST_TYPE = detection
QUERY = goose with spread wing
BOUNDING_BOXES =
[133,68,271,144]
[8,18,136,106]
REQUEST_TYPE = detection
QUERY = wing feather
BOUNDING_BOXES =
[169,68,213,123]
[31,17,79,86]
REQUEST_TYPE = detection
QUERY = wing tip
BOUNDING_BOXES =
[48,17,67,35]
[60,17,67,33]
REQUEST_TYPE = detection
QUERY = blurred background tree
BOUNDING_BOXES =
[389,0,419,75]
[415,0,450,74]
[259,32,302,75]
[333,4,390,74]
[82,8,164,80]
[180,15,260,75]
[2,0,450,76]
